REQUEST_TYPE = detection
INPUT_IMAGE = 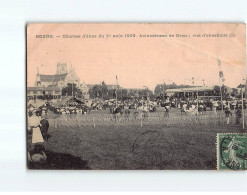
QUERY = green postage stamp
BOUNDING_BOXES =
[217,133,247,170]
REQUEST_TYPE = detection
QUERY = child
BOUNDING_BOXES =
[28,144,47,165]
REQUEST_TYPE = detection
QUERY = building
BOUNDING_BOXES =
[36,62,80,88]
[27,86,61,100]
[236,84,246,94]
[165,85,234,98]
[165,86,217,98]
[27,62,84,100]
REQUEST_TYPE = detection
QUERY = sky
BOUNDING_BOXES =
[27,23,246,91]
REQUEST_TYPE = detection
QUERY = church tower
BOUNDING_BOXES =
[56,62,68,75]
[35,66,41,87]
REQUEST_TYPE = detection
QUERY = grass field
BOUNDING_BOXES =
[29,108,246,170]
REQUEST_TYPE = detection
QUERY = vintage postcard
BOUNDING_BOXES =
[27,23,246,170]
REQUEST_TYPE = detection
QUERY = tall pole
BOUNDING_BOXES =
[219,83,223,112]
[197,89,199,109]
[121,88,123,101]
[72,83,73,98]
[218,59,223,113]
[116,75,118,108]
[163,80,165,101]
[35,66,40,104]
[241,86,245,129]
[60,81,62,100]
[53,78,55,100]
[245,78,247,129]
[193,77,199,109]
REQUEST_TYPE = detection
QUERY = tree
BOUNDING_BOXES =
[138,88,154,99]
[88,81,110,99]
[101,81,108,99]
[154,82,195,97]
[62,83,82,98]
[89,85,101,99]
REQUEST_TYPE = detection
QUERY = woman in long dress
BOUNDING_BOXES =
[28,111,44,144]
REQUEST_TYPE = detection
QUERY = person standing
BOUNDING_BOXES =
[236,108,242,124]
[225,107,232,125]
[164,105,170,118]
[28,111,44,144]
[40,116,50,141]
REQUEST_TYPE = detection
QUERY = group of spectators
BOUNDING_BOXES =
[27,107,50,165]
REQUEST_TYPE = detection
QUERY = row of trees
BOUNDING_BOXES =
[54,82,243,100]
[60,82,154,100]
[154,82,194,96]
[88,81,154,100]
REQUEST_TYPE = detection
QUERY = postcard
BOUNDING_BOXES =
[27,23,246,170]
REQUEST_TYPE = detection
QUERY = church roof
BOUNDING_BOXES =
[39,73,68,82]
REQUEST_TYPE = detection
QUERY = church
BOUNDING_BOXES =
[36,62,80,88]
[27,62,89,100]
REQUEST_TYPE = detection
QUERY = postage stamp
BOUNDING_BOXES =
[217,133,247,170]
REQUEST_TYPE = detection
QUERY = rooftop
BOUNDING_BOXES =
[165,86,215,93]
[39,73,68,82]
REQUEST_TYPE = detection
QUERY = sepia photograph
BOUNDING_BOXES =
[26,23,246,170]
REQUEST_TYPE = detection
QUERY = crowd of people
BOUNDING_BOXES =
[27,107,50,166]
[88,96,245,124]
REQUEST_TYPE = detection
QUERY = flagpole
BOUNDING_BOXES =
[72,82,73,98]
[52,77,55,100]
[242,78,245,129]
[245,78,247,129]
[116,75,118,108]
[218,59,223,113]
[242,86,245,129]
